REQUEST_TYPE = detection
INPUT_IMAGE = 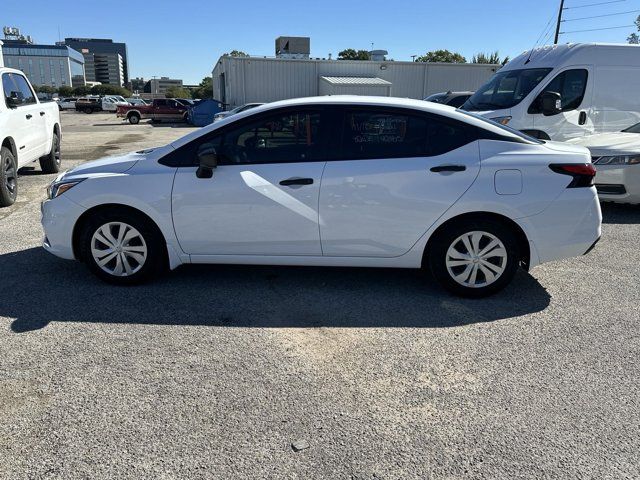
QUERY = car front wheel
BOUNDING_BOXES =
[0,147,18,207]
[80,209,166,285]
[428,219,520,297]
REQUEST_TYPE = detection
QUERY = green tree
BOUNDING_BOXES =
[37,85,56,95]
[72,85,92,96]
[337,48,370,60]
[90,84,132,97]
[224,50,249,57]
[165,86,193,99]
[57,86,74,97]
[628,15,640,43]
[471,51,509,65]
[415,49,466,63]
[191,76,213,99]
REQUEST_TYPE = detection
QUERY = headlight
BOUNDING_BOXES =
[592,155,640,166]
[490,116,512,126]
[47,179,85,199]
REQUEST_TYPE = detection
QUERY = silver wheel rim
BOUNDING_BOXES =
[4,155,17,195]
[446,231,507,288]
[91,222,147,277]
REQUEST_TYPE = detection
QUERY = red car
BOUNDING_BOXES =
[116,98,188,124]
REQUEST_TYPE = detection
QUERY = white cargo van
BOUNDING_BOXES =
[461,43,640,141]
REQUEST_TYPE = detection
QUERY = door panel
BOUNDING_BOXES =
[172,162,324,255]
[319,142,480,257]
[532,66,594,141]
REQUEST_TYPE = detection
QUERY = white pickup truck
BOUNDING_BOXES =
[1,67,61,207]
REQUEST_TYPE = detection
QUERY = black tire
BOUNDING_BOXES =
[79,209,167,285]
[39,132,61,174]
[84,107,92,114]
[129,113,140,125]
[427,218,520,298]
[0,147,18,207]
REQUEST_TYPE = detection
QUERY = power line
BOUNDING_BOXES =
[562,8,640,21]
[560,23,635,33]
[563,0,626,9]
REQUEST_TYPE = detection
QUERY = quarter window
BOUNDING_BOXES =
[529,69,588,114]
[340,109,474,159]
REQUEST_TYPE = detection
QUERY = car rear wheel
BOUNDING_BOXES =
[84,107,92,114]
[80,209,166,285]
[427,219,520,297]
[0,147,18,207]
[39,132,61,174]
[128,113,140,124]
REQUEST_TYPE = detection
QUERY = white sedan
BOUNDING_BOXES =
[567,123,640,204]
[41,96,601,297]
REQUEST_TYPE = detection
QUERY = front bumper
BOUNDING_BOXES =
[595,164,640,204]
[41,195,87,260]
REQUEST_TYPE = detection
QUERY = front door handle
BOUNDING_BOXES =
[430,165,466,173]
[40,111,46,116]
[279,177,314,186]
[25,114,32,120]
[578,111,587,125]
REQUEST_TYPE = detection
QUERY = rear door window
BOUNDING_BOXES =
[339,109,475,159]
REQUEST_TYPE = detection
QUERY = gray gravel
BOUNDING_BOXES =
[0,112,639,479]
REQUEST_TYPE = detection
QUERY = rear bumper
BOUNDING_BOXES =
[517,187,602,267]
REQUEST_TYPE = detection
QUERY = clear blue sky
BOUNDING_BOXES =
[4,0,639,84]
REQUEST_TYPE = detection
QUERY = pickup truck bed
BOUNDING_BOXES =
[1,67,61,206]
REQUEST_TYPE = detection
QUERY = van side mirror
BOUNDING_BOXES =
[196,145,218,179]
[540,91,562,116]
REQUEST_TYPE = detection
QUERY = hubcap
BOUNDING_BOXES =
[90,222,147,277]
[445,231,507,288]
[4,156,16,195]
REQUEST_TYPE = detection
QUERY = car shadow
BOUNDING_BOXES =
[1,248,551,333]
[601,202,640,224]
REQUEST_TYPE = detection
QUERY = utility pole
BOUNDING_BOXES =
[554,0,565,44]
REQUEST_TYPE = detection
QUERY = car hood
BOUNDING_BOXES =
[63,151,146,178]
[566,132,640,155]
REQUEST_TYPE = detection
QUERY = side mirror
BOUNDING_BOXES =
[196,146,218,179]
[540,91,562,116]
[6,92,23,108]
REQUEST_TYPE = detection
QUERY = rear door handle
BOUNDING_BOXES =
[25,114,32,120]
[40,111,46,116]
[430,165,466,173]
[279,177,314,186]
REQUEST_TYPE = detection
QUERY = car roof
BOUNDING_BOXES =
[170,95,523,149]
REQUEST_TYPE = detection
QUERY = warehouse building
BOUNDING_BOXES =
[212,39,499,108]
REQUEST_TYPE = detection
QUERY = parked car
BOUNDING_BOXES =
[175,98,195,107]
[213,103,264,122]
[116,98,188,124]
[424,91,473,108]
[102,96,129,112]
[567,122,640,204]
[57,97,78,110]
[1,67,62,206]
[126,98,148,106]
[76,97,103,113]
[461,43,640,141]
[41,96,601,296]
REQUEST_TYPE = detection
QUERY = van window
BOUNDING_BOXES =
[340,109,474,159]
[462,68,552,111]
[529,69,588,114]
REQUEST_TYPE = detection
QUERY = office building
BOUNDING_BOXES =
[82,51,124,86]
[2,38,86,87]
[63,37,129,84]
[144,77,183,94]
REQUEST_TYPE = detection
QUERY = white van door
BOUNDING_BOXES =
[529,66,594,141]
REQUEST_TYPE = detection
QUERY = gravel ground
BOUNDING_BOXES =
[0,111,639,479]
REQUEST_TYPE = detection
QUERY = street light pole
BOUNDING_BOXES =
[554,0,565,44]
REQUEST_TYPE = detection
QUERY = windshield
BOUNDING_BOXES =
[462,68,552,111]
[622,122,640,134]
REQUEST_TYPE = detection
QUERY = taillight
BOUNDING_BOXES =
[549,163,596,188]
